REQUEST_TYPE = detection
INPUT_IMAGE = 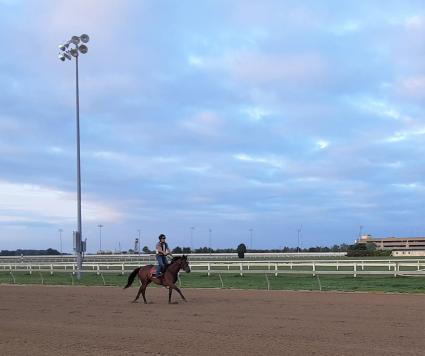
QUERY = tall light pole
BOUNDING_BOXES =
[190,227,195,252]
[98,224,103,253]
[137,229,141,254]
[297,228,301,253]
[58,34,89,279]
[249,228,253,250]
[359,225,363,240]
[58,228,63,255]
[208,228,212,254]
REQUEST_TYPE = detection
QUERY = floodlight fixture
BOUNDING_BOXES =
[80,34,89,43]
[78,44,88,54]
[58,54,66,61]
[71,35,80,45]
[70,48,78,57]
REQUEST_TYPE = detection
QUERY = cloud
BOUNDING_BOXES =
[1,1,425,249]
[0,180,122,225]
[181,111,224,137]
[192,50,328,87]
[316,140,329,150]
[398,76,425,100]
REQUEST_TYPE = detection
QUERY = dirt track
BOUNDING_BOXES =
[0,285,424,355]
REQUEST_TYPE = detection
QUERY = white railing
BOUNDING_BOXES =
[0,252,347,263]
[1,259,425,277]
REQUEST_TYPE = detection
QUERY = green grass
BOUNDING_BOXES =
[1,271,425,293]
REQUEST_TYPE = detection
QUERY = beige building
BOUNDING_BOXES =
[357,235,425,251]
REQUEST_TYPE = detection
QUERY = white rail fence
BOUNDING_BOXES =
[0,252,347,264]
[1,259,425,278]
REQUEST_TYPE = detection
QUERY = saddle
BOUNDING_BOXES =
[149,266,165,279]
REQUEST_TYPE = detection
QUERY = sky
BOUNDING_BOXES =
[0,0,424,252]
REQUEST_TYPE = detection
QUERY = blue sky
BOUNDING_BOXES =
[0,0,424,252]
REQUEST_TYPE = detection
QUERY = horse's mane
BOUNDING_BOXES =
[170,255,186,263]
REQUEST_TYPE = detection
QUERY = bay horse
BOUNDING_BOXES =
[124,255,190,304]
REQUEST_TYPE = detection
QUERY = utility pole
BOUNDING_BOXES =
[249,228,253,250]
[190,227,195,252]
[58,228,63,255]
[98,224,103,253]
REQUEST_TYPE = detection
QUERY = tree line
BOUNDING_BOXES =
[131,243,350,255]
[0,249,61,256]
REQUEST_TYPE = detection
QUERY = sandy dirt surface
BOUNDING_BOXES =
[0,285,424,356]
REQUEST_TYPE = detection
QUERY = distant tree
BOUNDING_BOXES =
[142,246,151,254]
[172,246,182,254]
[237,243,247,259]
[366,242,376,252]
[339,243,349,252]
[330,244,340,252]
[182,247,191,254]
[0,249,60,256]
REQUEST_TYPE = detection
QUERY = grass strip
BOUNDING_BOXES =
[1,272,424,293]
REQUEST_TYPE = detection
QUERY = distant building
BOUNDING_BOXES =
[357,235,425,251]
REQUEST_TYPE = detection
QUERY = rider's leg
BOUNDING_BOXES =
[161,255,168,271]
[156,255,164,275]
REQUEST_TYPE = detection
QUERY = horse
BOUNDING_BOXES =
[123,255,191,304]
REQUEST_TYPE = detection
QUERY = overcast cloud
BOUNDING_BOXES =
[0,0,424,252]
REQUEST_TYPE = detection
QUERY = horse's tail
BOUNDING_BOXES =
[123,267,141,289]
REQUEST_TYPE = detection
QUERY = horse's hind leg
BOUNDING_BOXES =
[132,284,144,303]
[168,287,173,304]
[141,281,151,304]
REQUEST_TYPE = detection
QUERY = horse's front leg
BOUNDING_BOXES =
[169,284,187,303]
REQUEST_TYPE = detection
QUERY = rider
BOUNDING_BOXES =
[155,234,171,277]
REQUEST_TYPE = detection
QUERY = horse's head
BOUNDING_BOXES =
[171,255,190,273]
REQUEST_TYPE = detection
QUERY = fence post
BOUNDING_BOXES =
[312,261,316,277]
[265,273,270,290]
[275,263,278,277]
[388,261,391,271]
[29,264,32,275]
[240,263,243,276]
[336,261,339,271]
[353,263,357,278]
[218,273,224,288]
[97,265,100,276]
[50,264,54,275]
[121,264,125,275]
